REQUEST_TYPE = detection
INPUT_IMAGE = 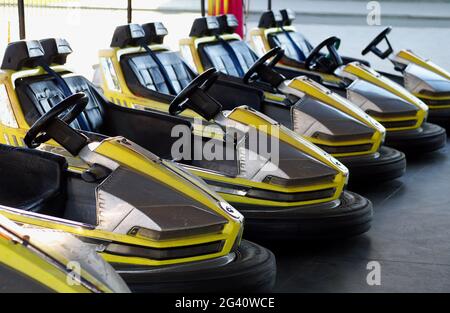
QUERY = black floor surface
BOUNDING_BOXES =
[272,139,450,292]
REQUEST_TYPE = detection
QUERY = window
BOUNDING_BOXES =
[251,36,266,57]
[0,84,18,128]
[100,57,121,92]
[180,45,197,71]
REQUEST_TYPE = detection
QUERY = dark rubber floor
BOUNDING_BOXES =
[272,139,450,292]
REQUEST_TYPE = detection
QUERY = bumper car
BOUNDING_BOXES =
[97,21,406,184]
[179,15,406,182]
[361,27,450,126]
[0,36,373,241]
[0,42,279,292]
[248,9,447,154]
[0,214,130,293]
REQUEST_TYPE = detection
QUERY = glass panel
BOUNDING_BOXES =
[180,45,197,71]
[100,57,121,92]
[251,36,266,57]
[0,84,18,128]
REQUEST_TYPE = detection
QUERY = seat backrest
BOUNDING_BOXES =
[64,76,104,132]
[122,53,171,95]
[157,51,195,93]
[15,74,104,133]
[198,40,258,77]
[229,41,259,72]
[0,144,67,214]
[267,31,312,62]
[15,69,195,161]
[121,50,196,97]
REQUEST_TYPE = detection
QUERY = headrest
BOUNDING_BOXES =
[110,24,146,48]
[189,16,220,37]
[40,38,73,65]
[217,14,239,34]
[258,10,283,29]
[141,22,168,44]
[280,9,296,26]
[1,40,44,71]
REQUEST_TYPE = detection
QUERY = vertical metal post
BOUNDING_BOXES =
[18,0,26,39]
[201,0,206,16]
[268,0,272,10]
[127,0,132,23]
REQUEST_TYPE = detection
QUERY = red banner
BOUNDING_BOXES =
[208,0,244,37]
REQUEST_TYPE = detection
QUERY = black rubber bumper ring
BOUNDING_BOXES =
[239,191,373,241]
[116,240,277,293]
[341,146,406,184]
[385,122,447,154]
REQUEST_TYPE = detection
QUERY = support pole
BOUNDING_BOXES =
[127,0,132,23]
[268,0,272,10]
[201,0,206,16]
[18,0,26,39]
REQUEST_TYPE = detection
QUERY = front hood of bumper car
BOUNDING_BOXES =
[95,167,231,241]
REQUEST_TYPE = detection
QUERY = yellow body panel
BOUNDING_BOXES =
[97,45,348,204]
[0,219,117,294]
[264,92,286,102]
[395,50,450,107]
[185,107,347,205]
[0,215,121,293]
[0,238,93,293]
[249,26,429,132]
[343,64,428,110]
[397,49,450,81]
[0,67,242,267]
[227,107,348,186]
[249,27,344,85]
[416,93,450,101]
[286,78,384,156]
[178,34,383,157]
[0,207,234,267]
[182,33,385,158]
[342,63,428,130]
[415,93,450,109]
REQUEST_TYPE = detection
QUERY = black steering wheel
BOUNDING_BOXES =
[243,47,285,84]
[169,68,219,116]
[24,93,89,148]
[362,27,393,59]
[305,37,343,72]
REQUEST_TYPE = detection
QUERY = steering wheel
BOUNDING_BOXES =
[362,27,393,59]
[305,37,343,72]
[243,47,284,84]
[169,68,219,116]
[24,93,89,148]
